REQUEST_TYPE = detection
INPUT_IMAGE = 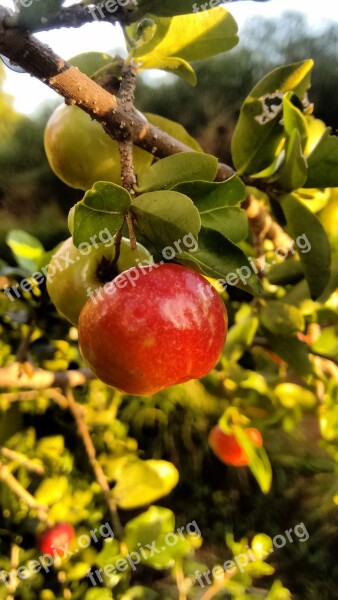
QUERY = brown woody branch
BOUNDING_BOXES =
[0,363,95,389]
[66,388,122,537]
[0,7,233,180]
[0,7,288,245]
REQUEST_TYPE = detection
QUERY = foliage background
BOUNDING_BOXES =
[0,8,337,600]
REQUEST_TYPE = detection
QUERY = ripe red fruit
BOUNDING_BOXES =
[208,425,263,466]
[37,523,75,556]
[78,263,227,395]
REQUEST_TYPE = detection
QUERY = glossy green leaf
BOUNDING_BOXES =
[113,460,179,509]
[124,506,175,552]
[232,60,313,175]
[6,230,44,273]
[267,259,304,286]
[72,182,131,247]
[145,113,202,152]
[305,128,338,187]
[260,301,305,336]
[172,176,248,243]
[283,92,308,148]
[131,190,201,248]
[177,228,263,296]
[280,193,331,299]
[137,152,218,192]
[131,9,238,83]
[233,426,272,494]
[277,129,307,191]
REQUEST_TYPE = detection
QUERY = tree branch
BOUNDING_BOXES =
[0,8,234,180]
[0,459,49,521]
[0,363,95,389]
[65,388,122,537]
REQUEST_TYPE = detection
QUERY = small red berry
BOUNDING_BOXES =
[37,523,75,556]
[208,425,263,466]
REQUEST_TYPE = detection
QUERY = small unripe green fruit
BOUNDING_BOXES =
[47,236,153,325]
[44,104,153,191]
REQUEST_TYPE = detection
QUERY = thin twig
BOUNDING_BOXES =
[0,460,48,521]
[65,388,122,537]
[0,447,45,475]
[0,363,95,389]
[6,543,20,600]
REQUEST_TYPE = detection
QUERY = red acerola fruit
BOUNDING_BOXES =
[37,523,75,556]
[208,425,263,466]
[78,263,228,395]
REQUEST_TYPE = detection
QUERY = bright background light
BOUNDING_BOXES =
[1,0,338,114]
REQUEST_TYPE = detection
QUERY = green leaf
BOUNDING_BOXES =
[145,113,202,152]
[224,305,259,361]
[267,259,304,286]
[275,383,316,409]
[142,534,201,570]
[260,301,305,336]
[113,460,179,509]
[233,426,272,494]
[172,176,248,243]
[137,153,218,192]
[232,60,313,175]
[6,230,44,273]
[177,228,263,296]
[120,587,160,600]
[72,182,131,247]
[131,190,201,248]
[95,538,122,568]
[277,129,307,191]
[123,506,175,552]
[265,333,312,376]
[35,476,68,506]
[85,589,113,600]
[282,92,308,148]
[305,128,338,187]
[131,9,238,83]
[280,193,331,299]
[311,326,338,360]
[266,580,292,600]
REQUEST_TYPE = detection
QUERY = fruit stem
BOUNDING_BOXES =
[66,388,123,538]
[125,211,138,254]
